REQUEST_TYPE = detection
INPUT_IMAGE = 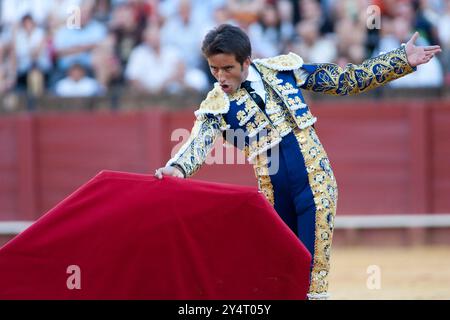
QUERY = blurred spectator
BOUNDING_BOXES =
[289,19,337,63]
[227,0,265,27]
[12,14,51,94]
[159,0,225,22]
[0,0,448,102]
[0,24,15,95]
[371,0,399,18]
[375,16,444,88]
[125,25,207,94]
[334,17,366,65]
[47,0,83,31]
[160,0,206,68]
[55,62,102,96]
[248,3,283,58]
[276,0,296,47]
[330,0,369,23]
[210,4,234,26]
[109,3,143,74]
[299,0,332,33]
[1,0,51,26]
[408,0,440,46]
[91,31,121,90]
[436,0,450,83]
[328,0,367,65]
[53,0,107,74]
[93,0,113,23]
[126,0,159,29]
[125,25,180,93]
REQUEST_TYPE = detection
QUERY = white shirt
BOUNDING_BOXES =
[55,76,101,97]
[245,64,266,103]
[125,44,181,92]
[160,15,205,68]
[15,27,51,73]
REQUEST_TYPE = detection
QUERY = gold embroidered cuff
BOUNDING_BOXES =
[166,117,221,178]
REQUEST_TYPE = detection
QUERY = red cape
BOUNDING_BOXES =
[0,171,311,299]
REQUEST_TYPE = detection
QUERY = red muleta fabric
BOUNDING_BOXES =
[0,170,311,299]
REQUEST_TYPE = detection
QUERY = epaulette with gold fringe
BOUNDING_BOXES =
[194,83,230,119]
[254,52,304,71]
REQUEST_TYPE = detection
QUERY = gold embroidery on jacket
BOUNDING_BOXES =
[196,83,230,116]
[256,64,318,130]
[167,117,221,177]
[299,46,415,95]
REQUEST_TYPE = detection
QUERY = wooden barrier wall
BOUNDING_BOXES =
[1,100,450,221]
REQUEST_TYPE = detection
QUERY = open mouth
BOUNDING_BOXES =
[220,84,231,92]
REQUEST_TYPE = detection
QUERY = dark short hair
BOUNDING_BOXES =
[201,24,251,65]
[21,13,33,24]
[69,63,85,72]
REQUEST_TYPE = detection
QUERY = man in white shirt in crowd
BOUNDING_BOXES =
[125,25,208,94]
[55,62,101,97]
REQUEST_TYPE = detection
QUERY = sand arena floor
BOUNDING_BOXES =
[328,246,450,300]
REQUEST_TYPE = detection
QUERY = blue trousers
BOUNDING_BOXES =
[259,127,337,298]
[270,132,317,258]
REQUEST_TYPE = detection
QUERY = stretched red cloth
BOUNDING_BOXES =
[0,171,311,299]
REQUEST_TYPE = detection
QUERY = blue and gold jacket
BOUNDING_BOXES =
[166,46,415,177]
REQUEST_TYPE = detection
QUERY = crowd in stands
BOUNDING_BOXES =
[0,0,449,103]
